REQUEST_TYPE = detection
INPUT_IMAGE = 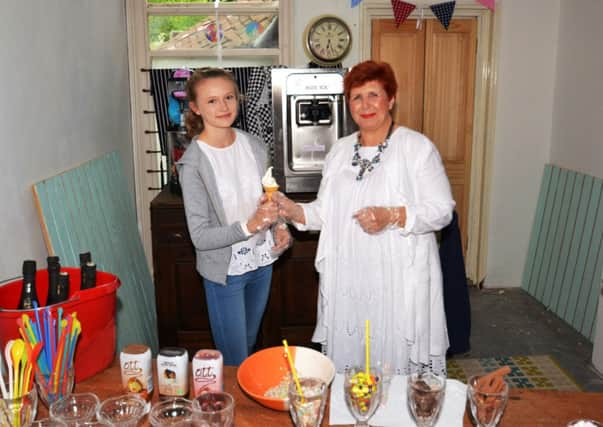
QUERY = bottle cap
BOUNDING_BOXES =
[22,260,36,277]
[79,252,91,265]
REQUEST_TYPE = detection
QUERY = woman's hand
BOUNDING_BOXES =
[272,192,306,225]
[271,222,293,255]
[353,206,406,234]
[247,197,279,233]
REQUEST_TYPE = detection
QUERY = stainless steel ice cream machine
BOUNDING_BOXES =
[272,68,356,193]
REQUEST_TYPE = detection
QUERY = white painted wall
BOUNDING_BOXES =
[0,1,133,278]
[549,0,603,180]
[484,0,561,287]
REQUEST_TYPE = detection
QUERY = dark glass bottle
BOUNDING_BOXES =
[48,270,70,306]
[46,256,61,306]
[18,260,39,310]
[81,261,97,290]
[79,252,91,290]
[57,271,70,303]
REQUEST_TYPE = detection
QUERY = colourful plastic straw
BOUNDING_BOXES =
[16,309,81,397]
[282,339,304,403]
[365,319,370,376]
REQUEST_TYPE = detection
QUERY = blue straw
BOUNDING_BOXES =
[44,309,52,372]
[32,302,43,343]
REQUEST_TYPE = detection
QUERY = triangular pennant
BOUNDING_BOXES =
[430,1,456,30]
[351,0,363,7]
[477,0,495,11]
[391,0,416,27]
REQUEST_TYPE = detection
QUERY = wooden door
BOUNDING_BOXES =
[372,19,425,131]
[372,18,477,252]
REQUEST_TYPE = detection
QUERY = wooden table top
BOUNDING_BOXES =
[36,364,603,426]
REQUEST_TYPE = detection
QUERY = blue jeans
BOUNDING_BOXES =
[203,265,273,366]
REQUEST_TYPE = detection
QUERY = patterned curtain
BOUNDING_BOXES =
[149,66,281,157]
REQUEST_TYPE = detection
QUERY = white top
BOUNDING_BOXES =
[295,126,455,374]
[197,133,275,276]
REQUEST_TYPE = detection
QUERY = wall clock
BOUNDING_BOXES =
[303,15,352,66]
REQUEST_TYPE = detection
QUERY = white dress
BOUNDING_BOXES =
[296,126,455,375]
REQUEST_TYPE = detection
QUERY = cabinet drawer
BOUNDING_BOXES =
[154,225,191,246]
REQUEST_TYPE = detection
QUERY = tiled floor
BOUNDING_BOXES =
[449,287,603,392]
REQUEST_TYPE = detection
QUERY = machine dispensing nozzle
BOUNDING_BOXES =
[310,99,321,125]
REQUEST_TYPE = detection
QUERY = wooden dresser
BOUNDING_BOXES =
[150,188,320,355]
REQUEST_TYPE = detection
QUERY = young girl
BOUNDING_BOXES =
[178,68,290,366]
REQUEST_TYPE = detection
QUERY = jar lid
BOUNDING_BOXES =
[159,347,188,357]
[122,344,150,355]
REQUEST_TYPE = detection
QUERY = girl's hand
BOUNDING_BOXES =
[247,199,279,233]
[271,222,293,255]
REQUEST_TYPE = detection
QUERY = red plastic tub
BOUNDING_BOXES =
[0,267,120,382]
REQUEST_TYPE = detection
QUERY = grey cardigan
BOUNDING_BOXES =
[177,130,269,285]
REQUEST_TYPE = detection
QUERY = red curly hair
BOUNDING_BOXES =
[344,60,398,100]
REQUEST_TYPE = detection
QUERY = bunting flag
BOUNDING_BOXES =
[430,1,456,30]
[351,0,363,7]
[477,0,495,11]
[391,0,416,27]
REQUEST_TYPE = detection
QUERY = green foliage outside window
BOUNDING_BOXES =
[148,0,238,48]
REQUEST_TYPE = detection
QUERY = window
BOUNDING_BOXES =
[125,0,290,267]
[146,0,285,68]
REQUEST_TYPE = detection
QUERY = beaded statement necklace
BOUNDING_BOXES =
[351,121,395,181]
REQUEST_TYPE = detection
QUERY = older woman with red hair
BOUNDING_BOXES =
[274,60,455,375]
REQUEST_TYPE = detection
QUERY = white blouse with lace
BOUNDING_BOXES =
[197,134,276,276]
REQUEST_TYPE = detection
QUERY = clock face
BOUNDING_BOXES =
[305,16,351,65]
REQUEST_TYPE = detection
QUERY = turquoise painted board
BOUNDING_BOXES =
[559,177,594,327]
[582,183,603,339]
[533,167,560,301]
[523,165,552,295]
[572,180,602,336]
[549,172,580,314]
[563,176,595,327]
[522,165,603,341]
[33,152,159,354]
[540,169,568,306]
